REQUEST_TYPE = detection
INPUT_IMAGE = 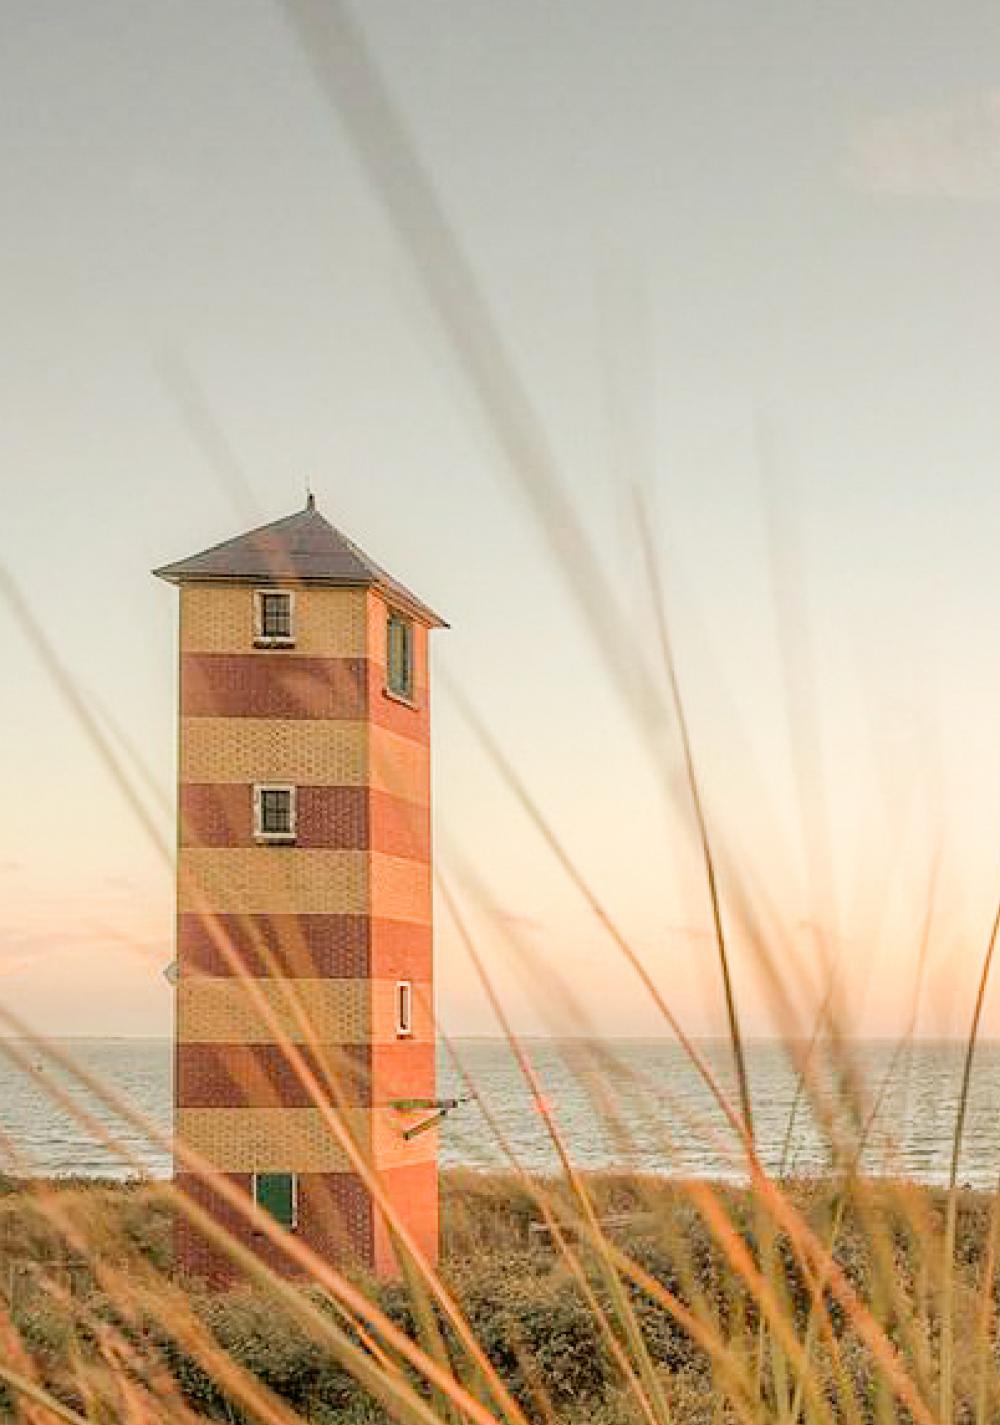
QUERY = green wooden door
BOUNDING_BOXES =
[254,1173,296,1229]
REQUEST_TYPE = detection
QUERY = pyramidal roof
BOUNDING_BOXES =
[153,496,446,626]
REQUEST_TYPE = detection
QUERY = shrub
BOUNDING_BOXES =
[455,1260,612,1408]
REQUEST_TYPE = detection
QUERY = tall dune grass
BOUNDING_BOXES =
[2,4,999,1422]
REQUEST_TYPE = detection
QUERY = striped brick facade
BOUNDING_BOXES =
[160,537,442,1284]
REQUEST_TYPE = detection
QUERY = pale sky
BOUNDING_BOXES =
[4,1,1000,1041]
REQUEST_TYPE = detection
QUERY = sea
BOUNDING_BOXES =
[3,1038,1000,1188]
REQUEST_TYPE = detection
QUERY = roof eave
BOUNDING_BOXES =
[152,567,373,586]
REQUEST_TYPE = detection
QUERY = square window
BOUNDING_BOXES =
[253,1172,297,1230]
[396,980,413,1037]
[254,590,294,645]
[253,784,296,841]
[387,612,414,700]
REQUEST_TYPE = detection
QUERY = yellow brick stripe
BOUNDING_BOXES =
[179,719,430,806]
[370,726,430,805]
[177,977,370,1044]
[180,586,368,657]
[176,977,432,1045]
[371,852,431,925]
[179,848,431,921]
[175,1106,437,1173]
[180,718,368,786]
[369,853,432,926]
[179,848,367,917]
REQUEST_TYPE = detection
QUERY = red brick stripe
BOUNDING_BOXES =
[370,918,434,981]
[369,1041,436,1103]
[369,790,431,861]
[177,913,434,979]
[176,1042,373,1107]
[180,785,431,857]
[174,1171,373,1283]
[180,783,252,848]
[180,653,368,719]
[179,785,367,849]
[178,913,371,978]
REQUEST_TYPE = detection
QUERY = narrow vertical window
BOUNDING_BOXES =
[253,1172,298,1230]
[396,980,413,1037]
[254,589,295,645]
[386,612,414,700]
[253,784,296,841]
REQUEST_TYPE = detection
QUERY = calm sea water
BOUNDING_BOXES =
[2,1039,1000,1188]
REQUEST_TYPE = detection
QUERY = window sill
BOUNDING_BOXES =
[253,637,296,649]
[395,1030,414,1040]
[382,686,419,711]
[254,833,297,845]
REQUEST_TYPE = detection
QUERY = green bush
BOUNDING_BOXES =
[455,1259,612,1408]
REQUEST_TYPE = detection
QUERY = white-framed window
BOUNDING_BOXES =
[395,980,413,1037]
[254,588,295,646]
[252,1172,298,1230]
[386,611,414,700]
[253,783,296,842]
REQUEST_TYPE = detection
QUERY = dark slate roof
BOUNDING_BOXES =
[153,496,446,626]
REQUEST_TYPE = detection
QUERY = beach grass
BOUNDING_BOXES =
[0,1170,998,1424]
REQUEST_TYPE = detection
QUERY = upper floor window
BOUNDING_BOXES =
[386,612,414,701]
[254,589,295,646]
[253,783,296,842]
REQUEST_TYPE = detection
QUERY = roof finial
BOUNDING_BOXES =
[305,479,315,512]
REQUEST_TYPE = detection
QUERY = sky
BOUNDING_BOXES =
[3,0,1000,1041]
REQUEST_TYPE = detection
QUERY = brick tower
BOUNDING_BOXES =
[154,497,444,1281]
